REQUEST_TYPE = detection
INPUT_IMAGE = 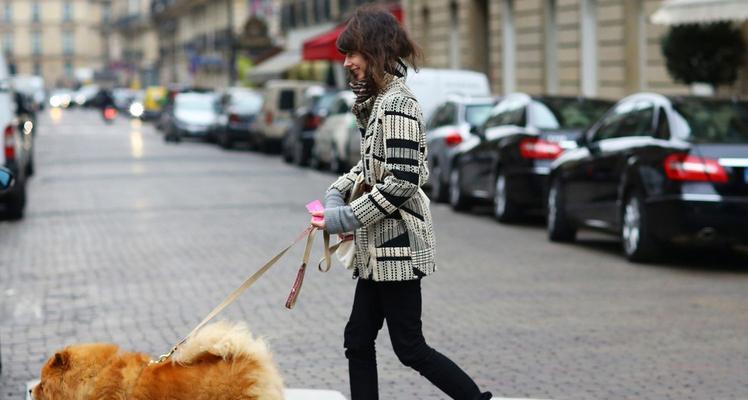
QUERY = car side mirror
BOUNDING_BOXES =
[577,134,588,147]
[0,167,14,194]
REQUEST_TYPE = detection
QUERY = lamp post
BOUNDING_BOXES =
[227,0,236,87]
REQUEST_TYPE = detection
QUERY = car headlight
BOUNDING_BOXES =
[129,102,144,118]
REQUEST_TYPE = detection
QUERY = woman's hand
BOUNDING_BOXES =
[310,210,325,230]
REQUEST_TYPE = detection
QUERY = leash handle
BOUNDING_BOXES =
[285,228,316,309]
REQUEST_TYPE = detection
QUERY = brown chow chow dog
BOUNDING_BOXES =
[31,321,284,400]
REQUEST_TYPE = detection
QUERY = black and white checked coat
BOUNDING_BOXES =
[328,75,436,281]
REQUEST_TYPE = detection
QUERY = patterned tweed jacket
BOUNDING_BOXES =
[328,74,437,282]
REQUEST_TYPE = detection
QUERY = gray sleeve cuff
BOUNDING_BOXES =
[324,189,347,209]
[324,206,362,234]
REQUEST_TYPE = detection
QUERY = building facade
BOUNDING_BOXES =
[404,0,748,99]
[107,0,159,87]
[0,0,108,87]
[150,0,253,88]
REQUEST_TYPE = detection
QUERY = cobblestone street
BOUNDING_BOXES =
[1,109,748,400]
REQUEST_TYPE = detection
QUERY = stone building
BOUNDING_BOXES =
[403,0,748,99]
[107,0,159,87]
[150,0,252,88]
[0,0,108,87]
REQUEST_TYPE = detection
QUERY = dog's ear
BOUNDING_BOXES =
[52,350,70,369]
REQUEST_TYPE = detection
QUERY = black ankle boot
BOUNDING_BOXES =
[476,392,493,400]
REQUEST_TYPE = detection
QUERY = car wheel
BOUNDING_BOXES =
[622,191,660,262]
[219,131,233,149]
[25,156,34,177]
[449,166,471,211]
[293,141,308,166]
[330,149,344,173]
[282,137,294,163]
[547,177,576,242]
[430,164,447,203]
[309,153,322,170]
[3,178,26,220]
[493,171,521,223]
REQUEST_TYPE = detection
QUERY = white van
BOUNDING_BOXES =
[405,68,491,121]
[253,80,323,152]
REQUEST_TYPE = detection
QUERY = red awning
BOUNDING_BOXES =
[303,23,347,61]
[302,5,403,62]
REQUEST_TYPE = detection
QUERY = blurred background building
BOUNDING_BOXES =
[0,0,109,87]
[404,0,748,98]
[0,0,746,98]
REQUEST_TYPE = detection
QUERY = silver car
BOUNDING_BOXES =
[310,91,358,173]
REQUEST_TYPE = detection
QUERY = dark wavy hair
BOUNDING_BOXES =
[336,4,422,93]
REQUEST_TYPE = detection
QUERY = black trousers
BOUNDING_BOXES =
[344,278,490,400]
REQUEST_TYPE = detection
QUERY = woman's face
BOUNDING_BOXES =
[343,52,367,81]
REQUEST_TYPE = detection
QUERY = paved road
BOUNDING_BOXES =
[1,109,747,400]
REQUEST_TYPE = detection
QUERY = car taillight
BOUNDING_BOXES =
[663,153,728,183]
[519,137,563,159]
[104,107,117,119]
[265,111,273,125]
[304,114,321,130]
[229,113,241,123]
[4,125,15,160]
[444,131,462,147]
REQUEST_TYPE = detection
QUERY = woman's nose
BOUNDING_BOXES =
[343,56,352,69]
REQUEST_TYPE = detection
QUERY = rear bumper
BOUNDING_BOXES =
[646,195,748,245]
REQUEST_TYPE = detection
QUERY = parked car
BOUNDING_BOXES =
[164,92,223,142]
[310,91,357,172]
[449,93,613,222]
[405,68,492,122]
[425,96,496,202]
[216,88,263,149]
[73,84,100,107]
[11,75,45,111]
[282,87,338,165]
[0,53,33,219]
[547,93,748,261]
[253,80,322,152]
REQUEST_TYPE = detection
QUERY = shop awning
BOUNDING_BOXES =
[651,0,748,25]
[302,5,404,62]
[303,24,346,62]
[247,24,334,83]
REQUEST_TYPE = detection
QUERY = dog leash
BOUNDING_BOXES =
[150,225,343,365]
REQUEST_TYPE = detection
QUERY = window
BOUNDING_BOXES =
[594,101,654,141]
[33,63,42,76]
[2,2,11,23]
[31,2,40,22]
[544,0,558,94]
[128,0,140,14]
[2,32,12,55]
[449,1,460,69]
[64,62,73,79]
[486,99,526,128]
[32,32,41,55]
[63,31,74,55]
[655,108,670,140]
[580,0,598,96]
[63,1,73,21]
[278,90,295,111]
[502,0,516,94]
[432,103,458,128]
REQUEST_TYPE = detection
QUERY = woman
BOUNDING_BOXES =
[309,5,492,400]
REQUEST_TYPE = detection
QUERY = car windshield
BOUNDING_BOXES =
[671,99,748,144]
[532,98,612,130]
[231,93,262,113]
[465,104,494,127]
[176,95,218,112]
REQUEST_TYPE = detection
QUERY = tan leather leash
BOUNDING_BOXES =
[150,225,340,365]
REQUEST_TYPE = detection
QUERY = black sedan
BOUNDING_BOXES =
[547,93,748,261]
[449,93,612,222]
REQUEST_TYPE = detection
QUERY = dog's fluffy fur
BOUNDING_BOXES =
[32,321,284,400]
